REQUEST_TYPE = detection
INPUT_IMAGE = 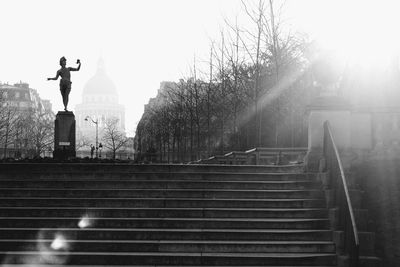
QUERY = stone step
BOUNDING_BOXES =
[0,228,333,241]
[0,251,337,265]
[0,188,324,199]
[0,207,329,218]
[0,198,326,208]
[0,265,339,267]
[359,256,382,267]
[0,163,341,266]
[0,163,305,174]
[0,180,320,190]
[337,255,382,267]
[0,240,336,253]
[0,172,317,181]
[0,217,330,229]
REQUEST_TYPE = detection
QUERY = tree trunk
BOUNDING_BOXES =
[3,120,9,159]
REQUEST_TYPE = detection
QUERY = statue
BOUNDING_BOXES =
[47,57,81,111]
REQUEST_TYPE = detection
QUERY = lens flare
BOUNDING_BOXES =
[50,234,67,250]
[35,231,70,264]
[78,214,92,228]
[0,229,73,265]
[305,0,400,68]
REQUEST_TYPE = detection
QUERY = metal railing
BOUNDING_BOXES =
[323,121,359,266]
[191,147,307,165]
[245,147,307,165]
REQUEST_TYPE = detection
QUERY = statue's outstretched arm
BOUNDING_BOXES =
[47,71,60,81]
[69,60,81,71]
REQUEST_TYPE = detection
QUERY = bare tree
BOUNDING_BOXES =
[102,117,129,159]
[29,112,54,157]
[76,135,91,151]
[0,102,19,158]
[134,0,312,162]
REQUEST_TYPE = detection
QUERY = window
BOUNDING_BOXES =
[15,92,20,98]
[2,91,7,98]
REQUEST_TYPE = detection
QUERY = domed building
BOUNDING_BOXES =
[75,58,126,157]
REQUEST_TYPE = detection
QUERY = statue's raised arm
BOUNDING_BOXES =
[69,59,81,72]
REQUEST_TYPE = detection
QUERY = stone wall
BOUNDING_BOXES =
[352,158,400,266]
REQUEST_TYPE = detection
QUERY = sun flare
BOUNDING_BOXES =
[307,0,400,67]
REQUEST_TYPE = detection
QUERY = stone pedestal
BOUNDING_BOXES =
[53,111,76,160]
[306,95,351,171]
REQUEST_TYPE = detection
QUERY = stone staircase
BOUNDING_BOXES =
[0,163,337,266]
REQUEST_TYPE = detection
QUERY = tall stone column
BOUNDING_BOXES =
[306,95,351,171]
[53,111,76,160]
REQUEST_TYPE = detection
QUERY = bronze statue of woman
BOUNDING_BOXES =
[47,57,81,111]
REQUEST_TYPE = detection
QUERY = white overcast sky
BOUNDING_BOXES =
[1,0,396,135]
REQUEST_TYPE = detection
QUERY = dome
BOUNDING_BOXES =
[82,58,118,96]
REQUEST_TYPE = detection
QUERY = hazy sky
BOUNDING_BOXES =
[1,0,398,135]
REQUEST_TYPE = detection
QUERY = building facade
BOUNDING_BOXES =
[0,81,54,158]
